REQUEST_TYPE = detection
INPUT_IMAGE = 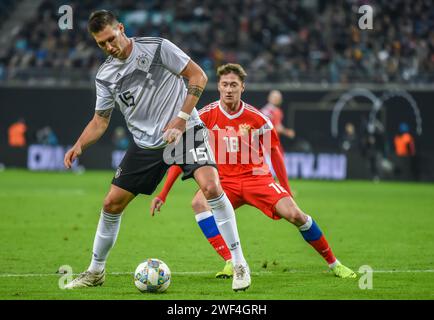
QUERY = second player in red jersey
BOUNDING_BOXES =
[151,63,356,280]
[260,90,295,140]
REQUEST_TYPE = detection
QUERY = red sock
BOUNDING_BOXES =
[308,235,337,265]
[208,235,232,261]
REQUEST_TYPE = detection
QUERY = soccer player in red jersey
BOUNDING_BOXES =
[151,64,356,279]
[260,90,295,141]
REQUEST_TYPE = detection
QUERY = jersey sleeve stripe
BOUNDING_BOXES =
[198,102,219,115]
[134,37,162,44]
[244,105,275,129]
[135,40,162,45]
[95,56,113,77]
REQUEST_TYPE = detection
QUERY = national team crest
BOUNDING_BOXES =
[238,123,251,136]
[136,53,151,71]
[115,167,122,178]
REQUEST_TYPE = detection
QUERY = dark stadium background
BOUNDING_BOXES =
[1,0,434,306]
[1,0,433,180]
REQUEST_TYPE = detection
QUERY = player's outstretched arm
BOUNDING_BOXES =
[270,143,291,194]
[64,109,113,168]
[150,165,183,216]
[276,123,296,139]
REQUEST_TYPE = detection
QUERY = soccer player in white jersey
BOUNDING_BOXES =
[63,10,250,291]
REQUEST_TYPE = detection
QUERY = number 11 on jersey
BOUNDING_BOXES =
[268,182,287,194]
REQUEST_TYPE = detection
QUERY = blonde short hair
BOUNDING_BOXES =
[216,63,247,82]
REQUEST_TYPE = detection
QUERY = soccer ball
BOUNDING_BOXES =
[134,258,171,293]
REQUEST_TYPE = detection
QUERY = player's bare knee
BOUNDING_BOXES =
[290,209,307,226]
[103,197,124,214]
[191,197,208,213]
[282,207,305,226]
[200,181,221,199]
[285,212,298,224]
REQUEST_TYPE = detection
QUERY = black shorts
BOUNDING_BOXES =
[112,124,216,195]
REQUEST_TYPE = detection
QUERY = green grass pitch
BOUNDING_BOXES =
[0,169,433,300]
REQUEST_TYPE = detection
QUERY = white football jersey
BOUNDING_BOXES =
[95,37,202,149]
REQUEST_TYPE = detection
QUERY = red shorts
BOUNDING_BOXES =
[220,174,290,220]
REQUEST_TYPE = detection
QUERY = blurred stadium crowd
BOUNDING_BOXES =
[0,0,433,84]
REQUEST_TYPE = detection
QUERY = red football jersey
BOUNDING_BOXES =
[199,100,279,178]
[260,103,283,128]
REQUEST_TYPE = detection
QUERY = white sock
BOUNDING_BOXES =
[88,210,122,273]
[207,193,246,265]
[329,259,340,269]
[194,211,213,222]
